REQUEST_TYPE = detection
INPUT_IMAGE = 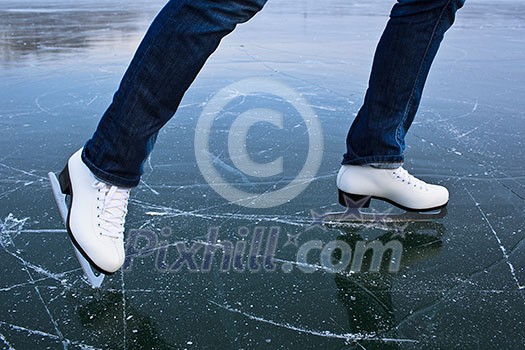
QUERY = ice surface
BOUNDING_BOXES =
[0,0,524,349]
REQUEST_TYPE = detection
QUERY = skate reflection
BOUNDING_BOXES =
[334,221,445,349]
[77,291,172,349]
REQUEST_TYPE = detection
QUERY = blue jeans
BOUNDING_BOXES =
[82,0,465,188]
[343,0,465,166]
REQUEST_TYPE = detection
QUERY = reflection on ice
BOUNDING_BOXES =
[0,0,164,65]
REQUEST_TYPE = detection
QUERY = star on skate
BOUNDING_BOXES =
[312,193,448,226]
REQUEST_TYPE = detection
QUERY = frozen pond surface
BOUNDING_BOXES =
[0,0,524,349]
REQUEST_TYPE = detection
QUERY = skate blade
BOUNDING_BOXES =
[48,172,105,288]
[320,206,448,224]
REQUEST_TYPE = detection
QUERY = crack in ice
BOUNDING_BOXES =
[209,300,417,344]
[466,189,525,291]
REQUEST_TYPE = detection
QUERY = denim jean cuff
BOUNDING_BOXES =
[81,148,139,188]
[369,162,403,169]
[341,154,404,167]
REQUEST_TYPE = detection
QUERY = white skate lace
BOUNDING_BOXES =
[93,181,131,239]
[392,167,429,191]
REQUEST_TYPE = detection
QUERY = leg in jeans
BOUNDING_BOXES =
[82,0,268,188]
[60,0,267,274]
[337,0,466,211]
[343,0,466,166]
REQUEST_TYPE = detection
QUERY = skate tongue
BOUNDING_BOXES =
[94,182,130,239]
[105,185,118,208]
[395,167,428,191]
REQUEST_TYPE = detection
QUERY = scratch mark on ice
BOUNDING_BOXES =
[139,180,160,195]
[0,321,102,350]
[208,300,417,343]
[466,189,525,291]
[0,331,15,350]
[121,271,128,350]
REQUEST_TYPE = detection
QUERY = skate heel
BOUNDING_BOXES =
[58,165,72,195]
[338,190,371,208]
